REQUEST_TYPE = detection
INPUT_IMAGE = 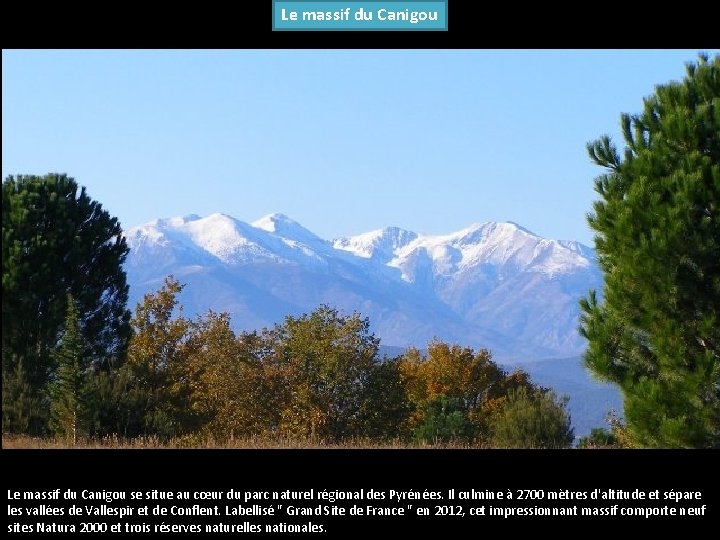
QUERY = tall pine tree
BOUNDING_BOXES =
[49,295,88,443]
[580,54,720,447]
[2,173,131,434]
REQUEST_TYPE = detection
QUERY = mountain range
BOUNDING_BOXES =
[125,212,603,361]
[124,212,620,437]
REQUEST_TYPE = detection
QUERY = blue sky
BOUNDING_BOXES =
[3,49,714,245]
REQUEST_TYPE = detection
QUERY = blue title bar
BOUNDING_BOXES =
[272,1,448,31]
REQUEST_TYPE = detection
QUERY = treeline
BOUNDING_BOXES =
[2,174,575,448]
[5,276,575,448]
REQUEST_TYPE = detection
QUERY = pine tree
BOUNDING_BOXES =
[580,54,720,447]
[2,173,130,434]
[2,360,45,434]
[85,364,150,439]
[48,295,88,443]
[413,395,469,444]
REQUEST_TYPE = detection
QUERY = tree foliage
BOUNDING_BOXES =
[85,364,151,439]
[489,387,574,448]
[184,314,264,439]
[2,361,44,435]
[115,289,414,443]
[48,295,89,442]
[576,427,618,449]
[265,305,382,441]
[125,276,194,438]
[580,54,720,447]
[399,341,538,443]
[357,357,410,440]
[2,173,131,434]
[413,395,470,443]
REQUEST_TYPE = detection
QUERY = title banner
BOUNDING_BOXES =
[272,1,448,31]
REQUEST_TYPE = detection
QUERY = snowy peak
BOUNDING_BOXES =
[253,212,303,236]
[332,221,595,281]
[127,213,279,265]
[128,215,593,278]
[252,212,327,249]
[450,221,536,246]
[126,222,165,246]
[334,226,418,261]
[559,240,596,261]
[181,213,273,264]
[436,221,591,275]
[127,212,336,268]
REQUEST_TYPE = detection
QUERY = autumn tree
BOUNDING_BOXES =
[125,276,193,438]
[184,315,269,440]
[268,305,381,441]
[357,357,410,440]
[399,341,534,442]
[580,54,720,447]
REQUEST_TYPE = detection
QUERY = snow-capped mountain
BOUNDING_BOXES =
[125,213,603,360]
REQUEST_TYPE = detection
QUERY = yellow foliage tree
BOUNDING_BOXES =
[399,340,535,442]
[184,312,250,439]
[265,305,380,441]
[126,276,192,437]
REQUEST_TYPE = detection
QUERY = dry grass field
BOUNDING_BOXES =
[1,434,484,450]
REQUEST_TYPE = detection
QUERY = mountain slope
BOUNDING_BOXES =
[125,213,602,360]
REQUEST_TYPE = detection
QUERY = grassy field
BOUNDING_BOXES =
[1,434,486,450]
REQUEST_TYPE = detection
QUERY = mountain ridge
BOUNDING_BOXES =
[125,212,603,361]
